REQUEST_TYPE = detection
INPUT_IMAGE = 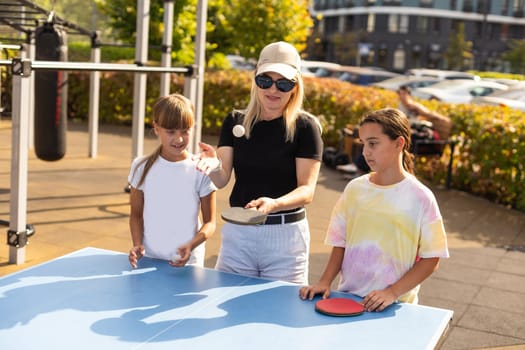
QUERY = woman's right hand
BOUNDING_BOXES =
[193,142,221,175]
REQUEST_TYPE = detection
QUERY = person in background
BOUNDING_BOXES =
[397,85,453,140]
[128,94,216,269]
[337,85,453,177]
[194,41,323,284]
[299,108,449,311]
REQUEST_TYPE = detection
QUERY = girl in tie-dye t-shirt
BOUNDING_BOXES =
[300,108,449,312]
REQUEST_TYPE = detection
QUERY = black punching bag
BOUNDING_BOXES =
[34,23,68,161]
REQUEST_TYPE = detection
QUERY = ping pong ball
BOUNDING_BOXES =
[171,253,181,262]
[232,125,245,138]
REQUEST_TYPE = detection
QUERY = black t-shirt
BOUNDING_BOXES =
[218,111,323,209]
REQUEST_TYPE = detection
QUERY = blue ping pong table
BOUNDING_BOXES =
[0,247,453,349]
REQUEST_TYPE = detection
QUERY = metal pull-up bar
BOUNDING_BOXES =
[5,57,200,265]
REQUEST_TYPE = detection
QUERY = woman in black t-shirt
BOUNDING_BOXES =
[194,41,323,284]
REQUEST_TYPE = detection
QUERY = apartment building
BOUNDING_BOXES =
[307,0,525,72]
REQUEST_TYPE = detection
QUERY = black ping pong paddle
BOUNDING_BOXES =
[221,207,268,225]
[315,297,365,317]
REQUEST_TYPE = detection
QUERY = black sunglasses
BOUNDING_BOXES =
[255,74,296,93]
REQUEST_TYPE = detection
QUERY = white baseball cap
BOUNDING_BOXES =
[256,41,301,80]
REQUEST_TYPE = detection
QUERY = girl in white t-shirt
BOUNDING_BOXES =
[299,108,449,311]
[127,94,217,268]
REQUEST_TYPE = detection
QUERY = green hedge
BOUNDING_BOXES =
[65,69,525,211]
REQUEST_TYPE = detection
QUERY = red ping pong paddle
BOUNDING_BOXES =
[221,207,268,225]
[315,298,365,317]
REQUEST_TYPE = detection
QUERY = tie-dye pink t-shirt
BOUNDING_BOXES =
[325,173,449,303]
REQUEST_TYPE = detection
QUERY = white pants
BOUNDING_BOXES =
[215,218,310,285]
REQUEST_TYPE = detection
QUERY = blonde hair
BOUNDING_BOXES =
[359,108,415,174]
[237,72,321,142]
[135,94,195,187]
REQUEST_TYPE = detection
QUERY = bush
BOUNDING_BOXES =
[6,65,525,212]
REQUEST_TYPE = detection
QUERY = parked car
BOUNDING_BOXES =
[371,75,440,91]
[226,55,256,71]
[406,68,479,80]
[301,60,342,77]
[471,86,525,111]
[411,79,508,103]
[482,78,525,88]
[336,66,400,86]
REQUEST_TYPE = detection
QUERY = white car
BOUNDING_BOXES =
[471,86,525,111]
[301,60,342,77]
[406,68,479,80]
[226,55,256,71]
[337,66,400,86]
[371,75,440,91]
[411,79,508,103]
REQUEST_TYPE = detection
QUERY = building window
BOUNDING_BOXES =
[314,0,325,11]
[416,16,428,33]
[393,46,405,71]
[378,47,388,68]
[450,0,457,11]
[477,0,490,14]
[345,15,354,32]
[388,14,409,33]
[463,0,474,12]
[501,0,509,15]
[367,13,376,32]
[476,21,483,38]
[420,0,433,7]
[513,0,524,17]
[400,15,409,33]
[432,17,441,33]
[388,15,398,33]
[501,23,509,40]
[325,17,339,35]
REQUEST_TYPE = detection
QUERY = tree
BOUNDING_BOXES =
[95,0,198,64]
[331,32,357,65]
[444,22,473,70]
[501,39,525,74]
[93,0,313,64]
[208,0,313,60]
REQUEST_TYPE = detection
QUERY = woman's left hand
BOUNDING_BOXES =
[245,197,277,214]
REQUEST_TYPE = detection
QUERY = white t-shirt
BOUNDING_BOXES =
[128,155,216,266]
[325,173,449,303]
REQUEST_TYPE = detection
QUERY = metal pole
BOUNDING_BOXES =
[28,60,188,73]
[131,0,150,160]
[160,0,174,97]
[9,59,31,264]
[191,0,207,154]
[88,39,101,158]
[28,39,36,150]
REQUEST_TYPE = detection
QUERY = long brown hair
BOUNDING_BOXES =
[359,108,415,174]
[135,94,195,187]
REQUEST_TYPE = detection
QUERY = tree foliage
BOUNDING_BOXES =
[502,39,525,74]
[207,0,313,60]
[444,22,473,70]
[94,0,197,64]
[94,0,312,64]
